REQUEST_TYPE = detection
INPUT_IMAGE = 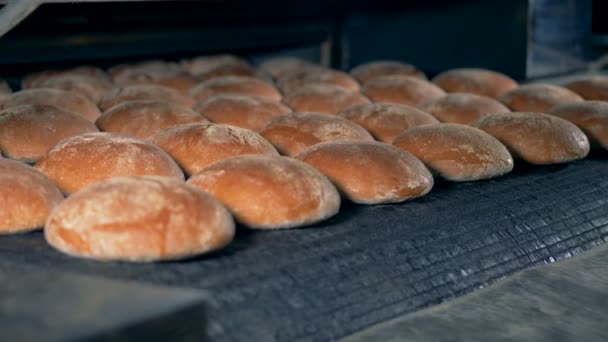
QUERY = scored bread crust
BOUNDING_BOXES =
[149,123,279,176]
[35,132,184,194]
[187,155,340,229]
[259,112,374,157]
[295,141,434,204]
[0,159,64,234]
[339,103,439,143]
[471,112,590,165]
[393,123,514,181]
[45,176,235,262]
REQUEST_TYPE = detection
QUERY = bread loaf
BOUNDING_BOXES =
[362,75,445,107]
[350,61,426,84]
[471,112,590,164]
[257,57,319,80]
[149,123,279,175]
[99,84,195,111]
[259,112,374,156]
[498,84,583,112]
[338,103,438,143]
[295,141,433,204]
[284,84,370,114]
[547,101,608,150]
[563,75,608,101]
[45,176,235,261]
[420,93,510,124]
[35,132,184,194]
[393,123,514,181]
[187,155,340,229]
[0,159,63,234]
[190,76,282,102]
[277,68,360,95]
[432,68,518,98]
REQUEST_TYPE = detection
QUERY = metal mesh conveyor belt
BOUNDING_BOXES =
[1,156,608,341]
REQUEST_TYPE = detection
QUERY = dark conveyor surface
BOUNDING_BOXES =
[1,156,607,341]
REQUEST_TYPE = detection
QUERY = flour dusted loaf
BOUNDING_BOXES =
[0,159,63,234]
[0,105,98,162]
[498,84,583,112]
[284,84,370,114]
[350,61,426,84]
[432,68,518,98]
[190,76,282,102]
[338,103,438,143]
[96,100,208,139]
[563,75,608,101]
[257,57,319,80]
[420,93,510,124]
[194,94,291,131]
[99,84,195,111]
[295,141,433,204]
[393,123,514,181]
[35,132,184,194]
[471,112,590,164]
[45,176,235,262]
[187,155,340,229]
[362,75,445,107]
[547,101,608,150]
[149,123,278,175]
[277,68,360,95]
[259,112,374,156]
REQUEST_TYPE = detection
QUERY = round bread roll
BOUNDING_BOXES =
[194,94,291,131]
[99,84,195,111]
[22,66,111,89]
[257,57,319,80]
[150,123,278,176]
[187,155,340,229]
[181,54,250,76]
[96,100,208,139]
[350,61,427,84]
[0,105,99,162]
[0,159,63,234]
[498,84,583,112]
[110,61,198,93]
[393,123,514,181]
[432,68,518,98]
[196,63,259,82]
[277,69,360,95]
[362,75,445,107]
[0,79,11,96]
[35,132,184,194]
[190,76,282,102]
[295,141,433,204]
[284,84,370,114]
[108,60,180,79]
[28,74,112,103]
[259,112,374,156]
[563,75,608,101]
[45,176,235,262]
[547,101,608,150]
[419,93,510,124]
[0,88,101,122]
[338,103,439,143]
[471,112,590,164]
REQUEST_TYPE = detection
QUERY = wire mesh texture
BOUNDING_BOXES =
[1,154,608,341]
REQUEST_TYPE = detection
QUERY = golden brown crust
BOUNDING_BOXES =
[190,76,282,102]
[0,159,63,234]
[22,66,111,90]
[277,69,360,95]
[257,57,319,80]
[28,74,113,103]
[35,132,184,194]
[498,84,583,112]
[0,88,101,122]
[149,123,279,176]
[110,61,198,93]
[432,68,518,98]
[0,105,99,162]
[284,84,370,114]
[419,93,510,124]
[393,123,514,181]
[194,94,291,131]
[563,75,608,101]
[362,75,445,107]
[350,61,427,84]
[338,103,439,143]
[187,155,340,229]
[547,101,608,150]
[45,176,235,262]
[98,84,195,111]
[259,112,375,156]
[471,112,590,165]
[181,54,250,76]
[96,100,208,139]
[295,141,433,204]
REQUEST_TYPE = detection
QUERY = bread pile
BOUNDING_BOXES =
[0,55,602,262]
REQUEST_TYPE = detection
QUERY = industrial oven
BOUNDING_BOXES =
[1,1,607,341]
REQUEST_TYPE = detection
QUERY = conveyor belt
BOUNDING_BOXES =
[1,155,608,341]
